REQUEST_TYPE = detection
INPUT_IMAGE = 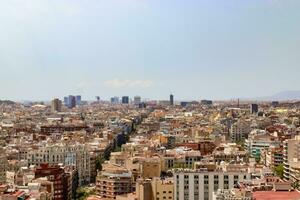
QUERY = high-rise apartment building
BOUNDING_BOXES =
[134,96,141,105]
[170,94,174,106]
[111,96,119,104]
[51,98,62,112]
[75,95,82,105]
[68,95,76,109]
[283,136,300,181]
[122,96,129,104]
[250,104,259,114]
[64,96,68,106]
[96,96,100,102]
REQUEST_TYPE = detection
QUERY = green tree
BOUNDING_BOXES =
[273,164,284,179]
[292,181,299,190]
[76,187,95,200]
[113,146,122,152]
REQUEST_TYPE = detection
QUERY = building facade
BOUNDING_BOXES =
[170,94,174,106]
[35,164,70,200]
[134,96,141,105]
[230,121,251,142]
[27,143,91,185]
[96,163,133,199]
[122,96,129,104]
[283,136,300,181]
[51,98,62,112]
[173,163,251,200]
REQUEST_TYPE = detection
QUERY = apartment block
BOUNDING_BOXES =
[96,163,133,199]
[174,163,251,200]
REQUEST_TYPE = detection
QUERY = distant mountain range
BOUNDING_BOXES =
[257,90,300,101]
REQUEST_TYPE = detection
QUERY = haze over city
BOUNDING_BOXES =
[1,0,300,101]
[2,1,300,200]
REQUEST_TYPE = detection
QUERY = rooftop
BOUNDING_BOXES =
[253,191,300,200]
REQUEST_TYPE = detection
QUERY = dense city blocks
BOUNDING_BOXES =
[1,99,300,200]
[1,1,300,199]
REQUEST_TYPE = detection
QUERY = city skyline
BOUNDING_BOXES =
[1,0,300,100]
[1,1,300,199]
[3,90,300,103]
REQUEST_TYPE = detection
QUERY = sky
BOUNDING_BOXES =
[0,0,300,101]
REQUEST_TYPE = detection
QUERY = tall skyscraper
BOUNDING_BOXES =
[250,104,258,114]
[51,98,62,112]
[64,96,68,106]
[134,96,141,105]
[122,96,129,104]
[111,96,119,104]
[68,95,76,109]
[170,94,174,106]
[96,96,100,102]
[75,95,82,105]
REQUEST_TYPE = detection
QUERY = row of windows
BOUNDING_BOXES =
[157,191,172,194]
[179,181,237,190]
[178,174,246,180]
[156,197,172,200]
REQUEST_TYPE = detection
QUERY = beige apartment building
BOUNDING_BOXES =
[230,121,251,142]
[140,158,162,179]
[96,163,133,199]
[136,177,174,200]
[283,136,300,181]
[51,98,62,112]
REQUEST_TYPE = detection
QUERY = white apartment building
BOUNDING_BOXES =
[230,121,251,142]
[283,136,300,181]
[173,163,251,200]
[27,143,91,185]
[134,96,141,105]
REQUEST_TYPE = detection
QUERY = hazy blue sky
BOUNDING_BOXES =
[0,0,300,101]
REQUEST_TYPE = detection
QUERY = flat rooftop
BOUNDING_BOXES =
[253,191,300,200]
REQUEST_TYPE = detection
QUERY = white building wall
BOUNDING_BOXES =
[174,171,250,200]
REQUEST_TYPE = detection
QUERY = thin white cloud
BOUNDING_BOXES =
[104,79,153,88]
[76,81,90,89]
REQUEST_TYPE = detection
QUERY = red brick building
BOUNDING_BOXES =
[35,164,70,200]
